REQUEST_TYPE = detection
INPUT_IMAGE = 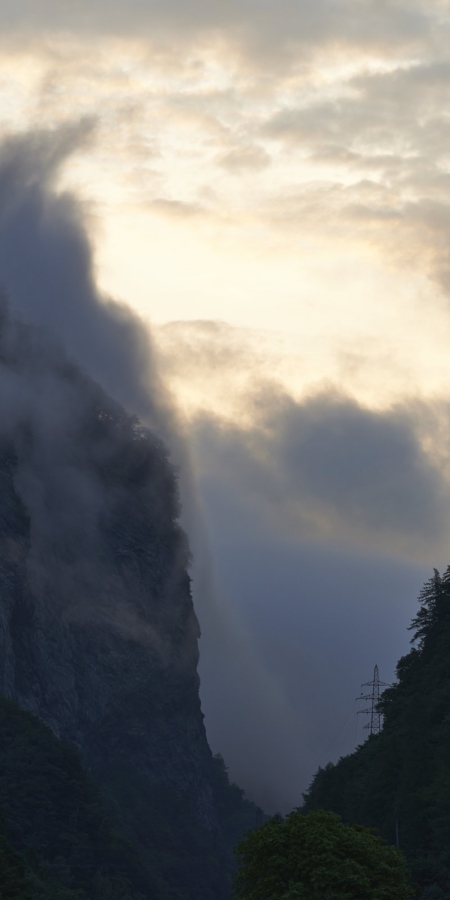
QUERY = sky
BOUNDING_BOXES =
[1,0,450,811]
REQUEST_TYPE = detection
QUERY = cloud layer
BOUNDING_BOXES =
[193,391,448,557]
[0,0,442,63]
[1,1,450,361]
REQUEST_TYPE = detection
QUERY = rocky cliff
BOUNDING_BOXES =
[0,302,258,899]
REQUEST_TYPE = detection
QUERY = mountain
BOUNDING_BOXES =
[0,300,262,899]
[303,567,450,899]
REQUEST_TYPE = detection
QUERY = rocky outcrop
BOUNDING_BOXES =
[0,305,238,897]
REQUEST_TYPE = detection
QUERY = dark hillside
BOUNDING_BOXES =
[303,567,450,898]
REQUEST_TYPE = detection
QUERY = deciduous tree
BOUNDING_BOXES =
[234,809,414,900]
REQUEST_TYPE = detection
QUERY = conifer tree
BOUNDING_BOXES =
[408,568,442,649]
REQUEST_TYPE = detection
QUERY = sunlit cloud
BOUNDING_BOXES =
[0,11,449,369]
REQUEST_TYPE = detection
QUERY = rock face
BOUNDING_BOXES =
[0,304,233,897]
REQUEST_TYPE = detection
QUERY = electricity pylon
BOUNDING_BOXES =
[356,665,390,735]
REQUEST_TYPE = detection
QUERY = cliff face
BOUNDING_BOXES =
[0,442,215,816]
[0,304,233,896]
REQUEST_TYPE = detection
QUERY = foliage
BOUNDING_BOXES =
[303,566,450,897]
[234,809,414,900]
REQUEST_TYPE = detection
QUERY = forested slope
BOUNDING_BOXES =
[303,567,450,899]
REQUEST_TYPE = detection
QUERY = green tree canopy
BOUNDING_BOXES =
[234,809,414,900]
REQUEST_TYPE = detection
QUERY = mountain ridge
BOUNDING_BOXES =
[0,300,262,899]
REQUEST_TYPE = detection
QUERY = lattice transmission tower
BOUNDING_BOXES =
[356,665,390,735]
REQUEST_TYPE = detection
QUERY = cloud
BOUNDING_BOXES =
[216,144,271,174]
[0,121,177,442]
[155,321,450,563]
[155,319,274,419]
[254,56,450,277]
[191,387,450,560]
[0,0,437,70]
[2,15,450,333]
[147,198,207,219]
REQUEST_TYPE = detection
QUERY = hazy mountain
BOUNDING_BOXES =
[0,298,262,899]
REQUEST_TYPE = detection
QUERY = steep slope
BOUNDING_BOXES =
[303,567,450,899]
[0,302,261,899]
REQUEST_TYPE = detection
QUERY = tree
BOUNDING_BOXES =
[234,809,414,900]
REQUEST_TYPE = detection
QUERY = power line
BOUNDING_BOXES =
[356,664,390,736]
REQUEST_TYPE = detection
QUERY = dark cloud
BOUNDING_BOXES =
[192,389,449,555]
[0,125,197,666]
[0,121,177,444]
